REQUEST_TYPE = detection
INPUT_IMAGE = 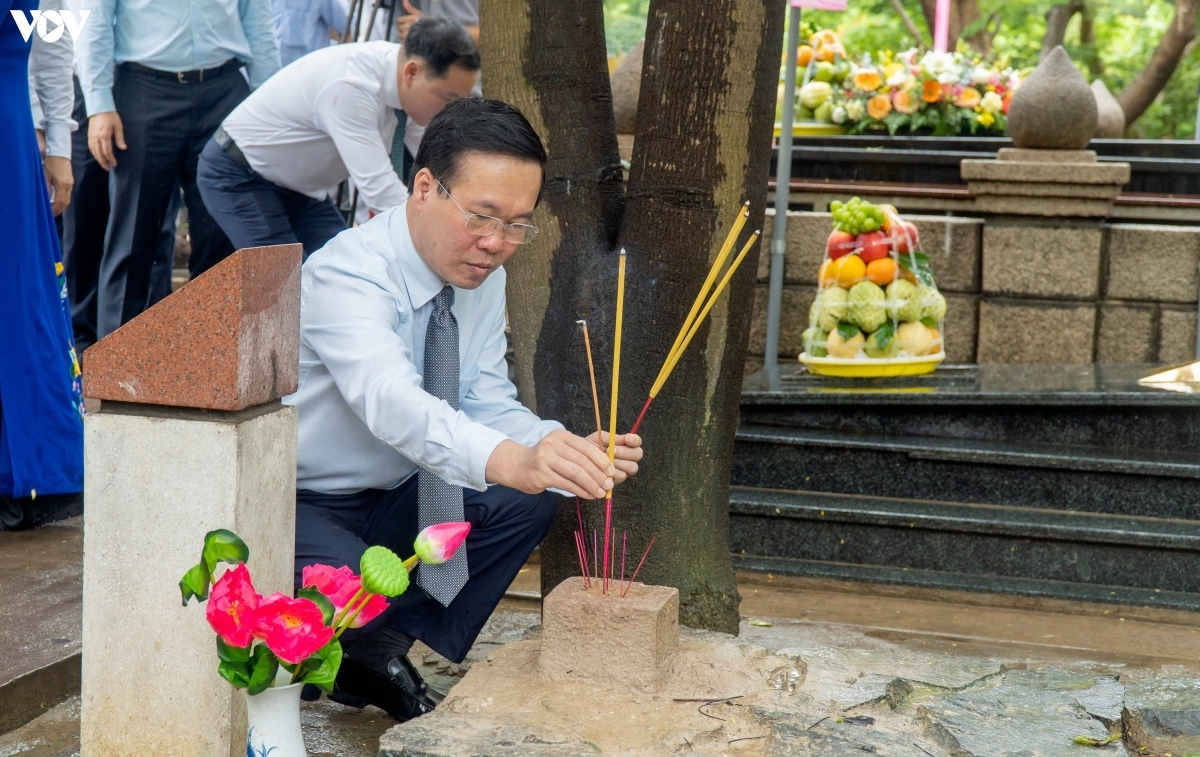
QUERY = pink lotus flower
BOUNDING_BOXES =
[302,564,388,629]
[250,593,335,664]
[205,563,261,647]
[413,522,471,564]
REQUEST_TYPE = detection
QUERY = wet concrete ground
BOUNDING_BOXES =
[5,532,1200,755]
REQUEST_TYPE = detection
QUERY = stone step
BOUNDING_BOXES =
[729,486,1200,601]
[732,424,1200,519]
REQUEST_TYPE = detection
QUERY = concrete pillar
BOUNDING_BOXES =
[79,244,302,757]
[81,402,296,757]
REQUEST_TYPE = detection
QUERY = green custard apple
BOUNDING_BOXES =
[799,81,833,110]
[885,279,921,322]
[813,101,834,123]
[847,281,887,333]
[802,327,828,358]
[816,286,848,333]
[865,326,901,358]
[920,287,947,321]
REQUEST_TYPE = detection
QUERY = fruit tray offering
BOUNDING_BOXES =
[800,198,946,377]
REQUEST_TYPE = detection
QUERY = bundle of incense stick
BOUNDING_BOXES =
[570,517,656,597]
[630,203,760,435]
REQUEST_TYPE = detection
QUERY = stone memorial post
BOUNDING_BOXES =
[79,245,302,757]
[961,47,1132,364]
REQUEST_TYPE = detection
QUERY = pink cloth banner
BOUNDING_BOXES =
[791,0,847,9]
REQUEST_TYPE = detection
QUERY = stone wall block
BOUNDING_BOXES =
[1159,307,1199,364]
[943,294,979,364]
[1106,224,1200,304]
[749,284,816,359]
[1097,303,1156,363]
[982,224,1103,299]
[762,210,826,284]
[977,299,1097,364]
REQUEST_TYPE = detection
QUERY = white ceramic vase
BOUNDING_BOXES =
[245,680,306,757]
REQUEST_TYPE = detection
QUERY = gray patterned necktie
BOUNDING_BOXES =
[418,285,468,606]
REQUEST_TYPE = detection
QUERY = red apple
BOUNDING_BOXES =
[826,230,858,260]
[858,231,891,262]
[891,221,919,254]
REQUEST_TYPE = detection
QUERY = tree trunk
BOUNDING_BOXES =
[480,0,783,633]
[1116,0,1200,125]
[889,0,928,47]
[1040,2,1082,60]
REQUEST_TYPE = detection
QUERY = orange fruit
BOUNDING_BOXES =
[815,45,835,63]
[797,45,813,66]
[865,257,898,286]
[819,259,836,287]
[834,254,866,288]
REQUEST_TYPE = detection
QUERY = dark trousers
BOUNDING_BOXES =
[96,63,248,339]
[295,478,559,664]
[197,140,347,261]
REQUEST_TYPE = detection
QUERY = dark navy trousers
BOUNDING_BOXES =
[197,140,347,261]
[295,477,559,664]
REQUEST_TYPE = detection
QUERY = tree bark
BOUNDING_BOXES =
[889,0,928,47]
[918,0,987,53]
[1116,0,1200,125]
[480,0,783,633]
[1040,2,1083,60]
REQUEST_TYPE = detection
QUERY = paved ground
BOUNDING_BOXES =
[5,527,1200,755]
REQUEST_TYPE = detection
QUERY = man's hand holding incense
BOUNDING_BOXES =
[487,429,622,500]
[585,431,642,485]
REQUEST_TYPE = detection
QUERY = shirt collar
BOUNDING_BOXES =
[382,44,403,111]
[393,202,446,309]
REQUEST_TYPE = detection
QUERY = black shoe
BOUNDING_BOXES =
[0,492,82,531]
[329,654,443,722]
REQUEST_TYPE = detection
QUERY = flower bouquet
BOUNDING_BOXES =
[800,197,946,377]
[178,522,469,756]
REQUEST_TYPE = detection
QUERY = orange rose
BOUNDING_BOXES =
[893,89,919,114]
[854,70,882,92]
[867,93,892,120]
[1002,91,1013,114]
[954,87,982,109]
[921,79,942,103]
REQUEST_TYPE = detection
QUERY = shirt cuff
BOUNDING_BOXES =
[455,423,510,492]
[44,122,73,159]
[83,88,115,116]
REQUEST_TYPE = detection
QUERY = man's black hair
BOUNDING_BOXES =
[403,17,480,76]
[407,98,547,201]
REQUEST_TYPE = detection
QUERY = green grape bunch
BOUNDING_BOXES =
[829,197,885,236]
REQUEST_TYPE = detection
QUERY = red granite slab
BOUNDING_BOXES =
[83,245,302,411]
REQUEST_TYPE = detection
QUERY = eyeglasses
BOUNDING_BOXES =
[435,179,539,245]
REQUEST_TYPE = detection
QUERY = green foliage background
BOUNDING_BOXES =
[602,0,1200,138]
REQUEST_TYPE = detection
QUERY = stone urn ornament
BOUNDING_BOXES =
[1091,79,1126,139]
[1007,46,1097,150]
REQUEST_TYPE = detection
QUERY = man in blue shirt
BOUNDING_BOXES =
[286,98,643,721]
[78,0,281,339]
[270,0,347,66]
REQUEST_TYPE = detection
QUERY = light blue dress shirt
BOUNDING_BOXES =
[78,0,281,115]
[283,204,563,495]
[270,0,345,67]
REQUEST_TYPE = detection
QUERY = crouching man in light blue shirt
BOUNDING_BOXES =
[284,97,643,721]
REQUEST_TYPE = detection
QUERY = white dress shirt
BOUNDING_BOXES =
[283,203,563,495]
[27,0,79,159]
[221,41,408,213]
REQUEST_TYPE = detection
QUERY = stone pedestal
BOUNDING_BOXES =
[962,149,1131,217]
[80,243,302,757]
[538,577,679,691]
[81,402,297,757]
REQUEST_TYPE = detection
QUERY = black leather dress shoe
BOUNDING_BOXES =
[330,654,443,722]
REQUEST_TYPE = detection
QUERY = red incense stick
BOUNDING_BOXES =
[629,396,653,435]
[620,535,658,597]
[621,531,627,584]
[574,530,589,587]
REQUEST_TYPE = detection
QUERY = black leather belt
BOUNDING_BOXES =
[119,58,243,85]
[212,126,251,168]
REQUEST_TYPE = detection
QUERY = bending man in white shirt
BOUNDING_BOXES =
[284,97,644,721]
[197,18,478,259]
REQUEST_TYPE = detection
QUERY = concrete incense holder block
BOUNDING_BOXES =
[539,576,679,691]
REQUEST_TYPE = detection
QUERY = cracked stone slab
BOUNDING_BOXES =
[1123,677,1200,754]
[761,709,944,756]
[913,669,1125,756]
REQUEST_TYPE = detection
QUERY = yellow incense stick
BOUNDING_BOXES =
[652,231,760,396]
[650,202,749,392]
[605,250,627,498]
[577,320,604,438]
